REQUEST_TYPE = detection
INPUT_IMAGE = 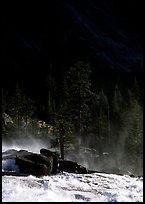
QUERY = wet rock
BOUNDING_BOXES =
[77,165,88,174]
[16,153,53,176]
[58,160,88,174]
[2,148,89,176]
[2,149,19,160]
[40,148,59,173]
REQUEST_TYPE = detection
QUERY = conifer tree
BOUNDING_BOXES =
[124,79,143,175]
[110,84,126,167]
[111,85,125,138]
[98,90,110,153]
[45,65,56,123]
[2,89,6,114]
[8,84,36,134]
[64,61,93,136]
[53,61,93,156]
[9,83,23,126]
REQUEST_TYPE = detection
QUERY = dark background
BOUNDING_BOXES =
[1,0,143,114]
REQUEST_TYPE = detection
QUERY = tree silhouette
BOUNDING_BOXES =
[64,61,93,136]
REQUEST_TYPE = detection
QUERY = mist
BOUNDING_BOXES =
[2,117,143,177]
[2,125,57,154]
[63,128,143,177]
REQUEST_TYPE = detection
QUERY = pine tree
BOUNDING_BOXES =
[112,85,124,117]
[111,85,125,139]
[7,84,36,136]
[45,65,56,123]
[53,112,74,160]
[53,61,94,157]
[124,79,143,175]
[110,84,127,167]
[98,90,110,154]
[64,61,93,136]
[9,83,23,126]
[2,89,6,114]
[131,77,141,102]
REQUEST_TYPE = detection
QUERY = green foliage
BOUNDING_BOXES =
[131,77,141,102]
[53,113,74,159]
[46,71,57,121]
[52,65,143,176]
[112,85,124,119]
[63,61,93,135]
[98,90,110,150]
[2,83,37,139]
[9,84,36,122]
[110,85,126,151]
[123,83,143,175]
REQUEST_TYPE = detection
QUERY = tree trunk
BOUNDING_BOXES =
[107,104,111,146]
[60,134,64,160]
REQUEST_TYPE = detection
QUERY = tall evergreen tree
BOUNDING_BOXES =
[53,61,93,156]
[111,85,125,136]
[2,89,6,114]
[64,61,93,136]
[98,90,110,154]
[45,63,56,123]
[131,77,141,102]
[9,83,23,126]
[8,84,36,134]
[110,84,126,167]
[123,79,143,175]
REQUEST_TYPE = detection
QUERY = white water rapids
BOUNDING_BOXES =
[2,143,143,202]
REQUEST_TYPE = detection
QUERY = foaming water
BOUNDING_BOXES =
[2,136,143,202]
[2,172,143,202]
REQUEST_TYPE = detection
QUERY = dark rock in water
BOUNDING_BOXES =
[2,149,19,160]
[40,148,59,173]
[58,160,77,173]
[2,149,32,160]
[16,153,53,176]
[58,160,88,174]
[16,156,49,176]
[2,149,18,155]
[17,150,33,157]
[2,148,90,176]
[77,165,88,174]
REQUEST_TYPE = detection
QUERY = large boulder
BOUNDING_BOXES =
[2,149,19,160]
[2,148,89,177]
[77,164,88,174]
[40,148,59,173]
[58,160,88,174]
[16,152,53,176]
